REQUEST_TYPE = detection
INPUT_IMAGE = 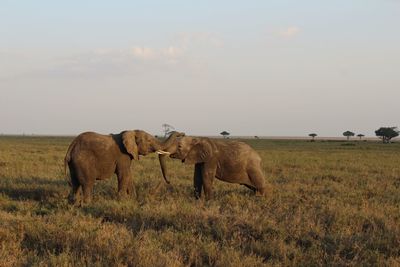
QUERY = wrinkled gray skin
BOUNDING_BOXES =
[64,130,184,205]
[165,136,269,200]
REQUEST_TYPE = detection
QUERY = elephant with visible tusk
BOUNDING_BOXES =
[64,130,184,205]
[163,136,270,200]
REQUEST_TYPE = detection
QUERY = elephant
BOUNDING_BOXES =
[64,130,184,204]
[161,136,270,200]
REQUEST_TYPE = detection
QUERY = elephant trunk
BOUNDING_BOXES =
[158,154,170,184]
[154,131,184,185]
[151,140,170,184]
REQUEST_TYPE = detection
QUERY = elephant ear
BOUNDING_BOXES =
[185,139,213,164]
[122,131,139,160]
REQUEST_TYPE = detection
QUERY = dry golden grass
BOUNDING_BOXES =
[0,136,399,266]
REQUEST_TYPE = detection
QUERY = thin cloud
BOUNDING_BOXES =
[0,32,223,79]
[130,46,184,61]
[35,45,187,78]
[175,32,224,49]
[162,46,183,58]
[277,26,301,38]
[130,47,156,60]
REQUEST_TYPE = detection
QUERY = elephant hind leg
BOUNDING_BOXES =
[68,164,82,205]
[74,166,94,205]
[71,185,82,205]
[81,180,94,204]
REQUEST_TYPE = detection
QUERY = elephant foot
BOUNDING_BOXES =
[256,184,272,197]
[149,181,170,196]
[255,191,265,197]
[117,192,128,201]
[68,194,81,206]
[131,189,138,200]
[81,198,92,206]
[118,190,136,201]
[193,187,202,199]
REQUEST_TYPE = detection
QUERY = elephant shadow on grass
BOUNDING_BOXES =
[81,182,263,235]
[0,176,67,202]
[0,176,118,202]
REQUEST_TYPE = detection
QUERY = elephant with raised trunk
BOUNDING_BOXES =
[161,136,270,200]
[64,130,184,205]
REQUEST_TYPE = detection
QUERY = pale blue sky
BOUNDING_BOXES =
[1,1,399,136]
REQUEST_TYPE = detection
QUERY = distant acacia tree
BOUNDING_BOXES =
[254,136,259,139]
[357,134,365,141]
[308,133,317,142]
[343,131,355,141]
[220,131,230,139]
[375,127,399,143]
[162,123,175,138]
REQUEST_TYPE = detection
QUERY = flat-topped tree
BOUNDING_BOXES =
[343,131,355,141]
[220,131,230,139]
[309,133,317,142]
[375,127,399,143]
[357,134,365,140]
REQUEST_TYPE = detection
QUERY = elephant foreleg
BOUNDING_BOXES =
[202,163,217,201]
[117,174,134,199]
[116,163,136,199]
[193,163,203,199]
[126,177,137,199]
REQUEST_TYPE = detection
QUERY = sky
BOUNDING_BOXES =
[0,0,399,137]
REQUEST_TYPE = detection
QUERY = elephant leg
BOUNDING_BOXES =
[80,170,95,204]
[116,163,135,199]
[193,163,203,199]
[117,174,129,199]
[248,167,268,196]
[82,180,94,204]
[68,166,82,205]
[202,163,217,201]
[69,184,82,205]
[73,165,93,205]
[126,177,137,199]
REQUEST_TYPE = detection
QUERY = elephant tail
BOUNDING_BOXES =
[64,138,77,186]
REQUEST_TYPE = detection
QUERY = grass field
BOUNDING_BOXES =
[0,136,399,266]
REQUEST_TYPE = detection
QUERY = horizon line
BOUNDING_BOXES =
[0,133,397,141]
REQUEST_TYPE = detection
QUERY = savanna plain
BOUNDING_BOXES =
[0,136,399,266]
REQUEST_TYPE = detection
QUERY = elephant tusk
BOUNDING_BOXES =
[156,150,171,155]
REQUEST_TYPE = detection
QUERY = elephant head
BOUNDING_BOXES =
[166,136,213,164]
[122,130,185,184]
[122,130,160,159]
